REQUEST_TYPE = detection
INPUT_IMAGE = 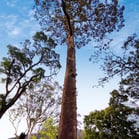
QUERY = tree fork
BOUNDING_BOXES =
[61,0,73,36]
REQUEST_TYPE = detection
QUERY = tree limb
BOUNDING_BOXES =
[61,0,73,36]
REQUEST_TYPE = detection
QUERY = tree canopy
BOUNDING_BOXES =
[98,34,139,85]
[84,35,139,138]
[0,32,61,118]
[34,0,124,48]
[8,79,61,138]
[84,89,139,139]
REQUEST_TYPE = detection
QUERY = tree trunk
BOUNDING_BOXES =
[58,34,77,139]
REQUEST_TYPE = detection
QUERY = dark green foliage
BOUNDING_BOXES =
[33,31,57,48]
[0,32,61,118]
[84,90,139,139]
[19,132,26,139]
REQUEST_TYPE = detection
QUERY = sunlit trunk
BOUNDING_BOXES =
[58,33,77,139]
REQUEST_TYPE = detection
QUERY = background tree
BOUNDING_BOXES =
[8,106,24,138]
[32,118,58,139]
[0,31,61,119]
[34,1,124,138]
[84,89,139,139]
[8,109,23,138]
[99,34,139,86]
[8,79,61,139]
[84,37,139,138]
[100,34,139,120]
[84,110,106,139]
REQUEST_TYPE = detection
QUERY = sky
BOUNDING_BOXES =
[0,0,139,138]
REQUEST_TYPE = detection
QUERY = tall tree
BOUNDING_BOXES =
[0,32,61,118]
[34,1,124,139]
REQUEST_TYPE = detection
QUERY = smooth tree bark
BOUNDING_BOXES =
[59,34,77,139]
[34,1,125,139]
[56,4,77,138]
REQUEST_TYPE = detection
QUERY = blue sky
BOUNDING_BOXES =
[0,0,139,138]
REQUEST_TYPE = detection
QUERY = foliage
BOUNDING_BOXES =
[84,37,139,138]
[32,118,58,139]
[34,0,124,48]
[76,129,86,139]
[84,89,139,139]
[8,80,61,137]
[0,31,61,118]
[99,34,139,85]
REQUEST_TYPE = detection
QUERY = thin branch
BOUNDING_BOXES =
[5,59,15,96]
[8,54,44,93]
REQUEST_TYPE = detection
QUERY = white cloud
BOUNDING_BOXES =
[5,15,18,28]
[4,0,18,7]
[0,15,21,37]
[28,9,36,21]
[9,27,21,36]
[0,10,40,41]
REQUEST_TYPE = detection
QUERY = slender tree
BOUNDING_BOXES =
[8,107,24,138]
[34,1,124,139]
[0,32,61,118]
[8,80,61,138]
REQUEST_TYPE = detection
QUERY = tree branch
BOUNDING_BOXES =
[61,0,73,36]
